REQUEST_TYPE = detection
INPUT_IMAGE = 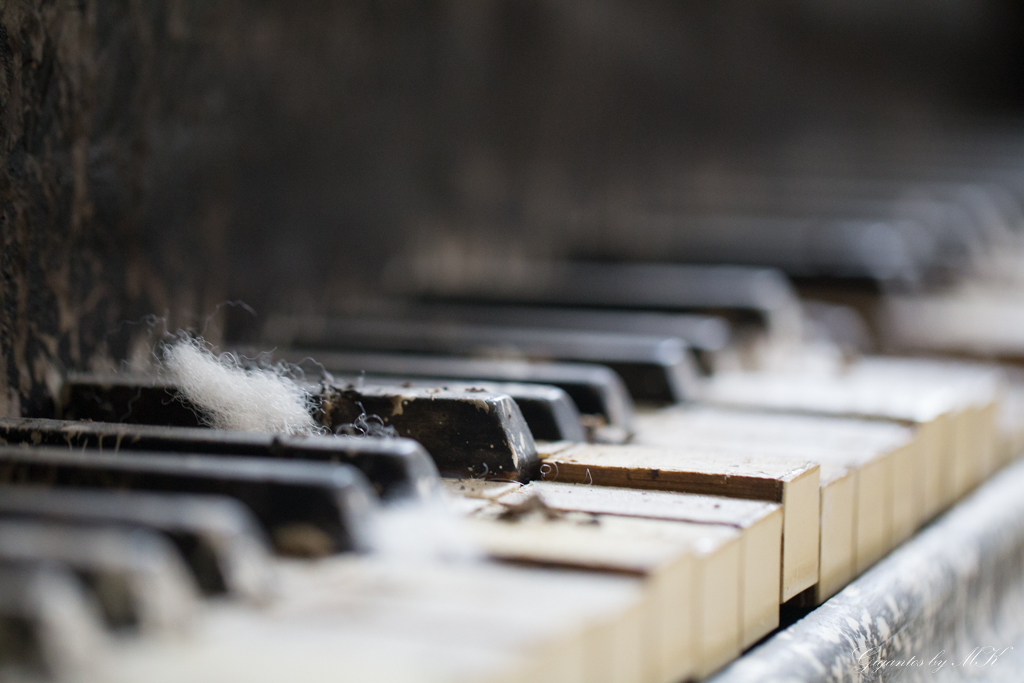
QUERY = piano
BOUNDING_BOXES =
[3,2,1024,681]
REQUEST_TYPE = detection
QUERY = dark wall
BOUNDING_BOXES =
[2,0,1023,416]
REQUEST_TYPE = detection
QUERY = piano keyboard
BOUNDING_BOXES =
[2,271,1017,682]
[7,125,1024,681]
[11,1,1024,679]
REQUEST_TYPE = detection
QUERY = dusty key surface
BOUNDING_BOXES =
[318,383,539,482]
[535,441,819,602]
[95,608,535,683]
[328,377,586,442]
[463,508,740,681]
[496,481,782,648]
[443,478,523,500]
[274,351,637,443]
[596,516,743,679]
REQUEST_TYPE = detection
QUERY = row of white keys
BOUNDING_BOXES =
[633,405,917,600]
[87,554,647,683]
[532,441,820,604]
[509,356,1000,616]
[702,360,1003,515]
[446,477,784,680]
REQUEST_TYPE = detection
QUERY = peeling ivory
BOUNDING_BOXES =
[163,338,319,435]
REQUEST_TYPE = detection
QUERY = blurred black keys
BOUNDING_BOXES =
[0,414,438,504]
[0,447,377,556]
[0,487,274,600]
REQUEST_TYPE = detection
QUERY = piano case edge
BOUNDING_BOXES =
[710,456,1024,683]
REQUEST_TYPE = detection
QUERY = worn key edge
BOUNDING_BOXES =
[535,442,820,602]
[318,383,540,482]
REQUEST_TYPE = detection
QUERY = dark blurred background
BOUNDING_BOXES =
[2,0,1024,415]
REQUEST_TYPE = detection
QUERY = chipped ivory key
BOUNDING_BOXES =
[495,481,782,648]
[535,441,819,602]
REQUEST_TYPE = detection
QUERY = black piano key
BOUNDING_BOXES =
[265,317,699,403]
[576,198,976,283]
[0,561,107,679]
[61,373,205,427]
[728,165,1019,248]
[0,486,274,600]
[0,519,199,633]
[333,376,585,443]
[319,383,539,481]
[470,381,584,443]
[0,446,377,556]
[384,261,803,345]
[0,414,440,504]
[275,351,636,442]
[377,302,732,355]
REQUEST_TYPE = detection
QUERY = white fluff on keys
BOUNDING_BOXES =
[163,338,319,435]
[162,336,481,563]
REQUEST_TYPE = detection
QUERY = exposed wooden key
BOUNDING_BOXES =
[494,481,783,648]
[274,351,637,443]
[0,416,439,503]
[0,486,275,601]
[0,447,378,556]
[318,383,539,481]
[535,441,819,602]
